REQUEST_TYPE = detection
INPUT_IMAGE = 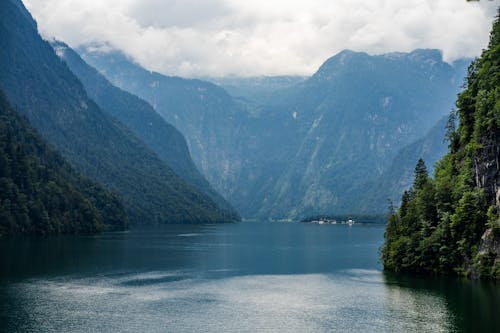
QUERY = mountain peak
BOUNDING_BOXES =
[326,49,369,63]
[312,50,369,80]
[407,48,443,63]
[312,48,448,82]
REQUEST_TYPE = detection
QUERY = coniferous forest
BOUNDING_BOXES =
[382,11,500,279]
[0,90,128,236]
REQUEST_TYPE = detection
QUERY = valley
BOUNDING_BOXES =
[0,1,499,332]
[80,47,467,220]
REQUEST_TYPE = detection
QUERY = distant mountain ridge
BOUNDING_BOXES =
[355,116,450,213]
[80,45,468,219]
[0,0,239,224]
[204,76,308,106]
[256,48,465,218]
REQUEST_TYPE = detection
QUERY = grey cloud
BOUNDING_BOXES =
[127,0,231,28]
[24,0,498,77]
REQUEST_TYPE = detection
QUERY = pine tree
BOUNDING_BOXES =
[413,158,428,191]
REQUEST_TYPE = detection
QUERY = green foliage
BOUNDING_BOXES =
[413,158,429,191]
[382,10,500,279]
[0,90,128,236]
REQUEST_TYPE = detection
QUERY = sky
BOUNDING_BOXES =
[24,0,498,78]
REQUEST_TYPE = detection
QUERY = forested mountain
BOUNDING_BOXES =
[383,12,500,279]
[81,45,468,220]
[0,0,238,224]
[0,90,127,236]
[51,41,239,220]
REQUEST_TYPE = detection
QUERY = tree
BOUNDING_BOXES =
[413,158,428,191]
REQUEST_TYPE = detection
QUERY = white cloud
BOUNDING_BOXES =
[23,0,498,77]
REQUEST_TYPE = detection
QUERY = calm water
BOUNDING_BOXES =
[0,222,498,332]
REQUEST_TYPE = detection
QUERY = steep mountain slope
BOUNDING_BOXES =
[81,46,467,219]
[0,90,127,236]
[0,0,238,224]
[254,49,466,218]
[79,46,250,203]
[383,11,500,279]
[52,41,239,220]
[79,47,302,217]
[356,116,449,213]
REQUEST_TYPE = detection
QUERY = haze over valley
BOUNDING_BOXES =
[1,1,499,332]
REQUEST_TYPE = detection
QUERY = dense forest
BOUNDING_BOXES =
[382,12,500,279]
[0,90,128,236]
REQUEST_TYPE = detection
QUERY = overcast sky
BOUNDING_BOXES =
[24,0,498,77]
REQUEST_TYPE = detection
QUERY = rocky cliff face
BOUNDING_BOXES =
[479,229,500,264]
[473,121,500,277]
[474,132,500,204]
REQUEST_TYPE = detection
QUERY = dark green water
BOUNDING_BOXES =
[0,222,498,332]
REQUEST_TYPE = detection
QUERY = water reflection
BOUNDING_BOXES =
[383,273,500,333]
[1,270,475,332]
[0,223,498,332]
[382,274,454,332]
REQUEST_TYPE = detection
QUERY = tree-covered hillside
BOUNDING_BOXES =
[0,0,239,224]
[382,11,500,279]
[0,90,128,236]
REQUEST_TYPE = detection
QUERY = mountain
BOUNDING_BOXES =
[382,12,500,279]
[78,47,301,218]
[81,46,468,219]
[79,46,253,207]
[251,49,467,218]
[205,76,308,106]
[356,116,450,213]
[0,0,238,224]
[51,41,239,220]
[0,90,128,236]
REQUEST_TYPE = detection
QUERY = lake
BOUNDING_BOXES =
[0,222,498,332]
